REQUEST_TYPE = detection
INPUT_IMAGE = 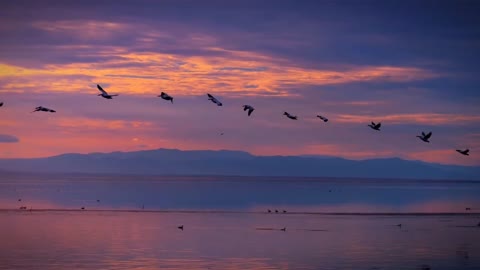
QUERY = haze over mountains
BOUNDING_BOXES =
[0,149,478,180]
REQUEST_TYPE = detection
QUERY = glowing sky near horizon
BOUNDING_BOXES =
[0,0,479,165]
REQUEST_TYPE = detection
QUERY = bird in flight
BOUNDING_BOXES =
[207,93,222,106]
[317,115,328,122]
[456,149,470,156]
[417,131,432,143]
[158,92,173,103]
[242,105,255,116]
[368,122,381,131]
[31,106,56,113]
[97,84,119,99]
[283,112,297,120]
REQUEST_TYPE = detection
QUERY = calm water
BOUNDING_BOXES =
[1,173,480,269]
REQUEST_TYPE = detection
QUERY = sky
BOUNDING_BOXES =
[0,0,479,166]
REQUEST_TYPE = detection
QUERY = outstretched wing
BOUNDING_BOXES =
[425,132,432,139]
[376,123,381,129]
[465,149,470,154]
[207,93,214,99]
[97,84,108,95]
[248,108,254,116]
[422,132,426,137]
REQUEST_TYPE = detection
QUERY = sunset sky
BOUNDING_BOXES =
[0,0,479,165]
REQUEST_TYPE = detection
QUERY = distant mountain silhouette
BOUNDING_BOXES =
[0,148,478,180]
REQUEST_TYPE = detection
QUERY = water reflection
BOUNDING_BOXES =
[0,173,479,213]
[0,212,479,269]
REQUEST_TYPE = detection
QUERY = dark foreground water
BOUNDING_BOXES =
[1,173,479,269]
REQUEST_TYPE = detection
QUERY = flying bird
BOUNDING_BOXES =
[243,105,255,116]
[368,122,381,131]
[97,84,119,99]
[456,149,470,156]
[31,106,56,113]
[317,115,328,122]
[417,131,432,143]
[158,92,173,103]
[283,112,297,120]
[207,93,222,106]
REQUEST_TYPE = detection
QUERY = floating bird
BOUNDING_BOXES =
[282,210,287,213]
[456,149,470,156]
[368,122,381,131]
[178,225,184,230]
[283,112,297,120]
[466,207,471,211]
[477,222,480,227]
[207,93,222,106]
[158,92,173,103]
[97,84,119,99]
[96,199,100,203]
[19,206,27,210]
[281,227,286,231]
[317,115,328,122]
[31,106,56,113]
[81,207,85,210]
[0,102,3,107]
[417,131,432,143]
[242,105,255,116]
[18,199,21,202]
[275,209,279,213]
[267,209,271,213]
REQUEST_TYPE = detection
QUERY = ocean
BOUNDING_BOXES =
[0,173,479,269]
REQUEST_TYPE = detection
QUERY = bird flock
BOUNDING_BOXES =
[0,84,471,156]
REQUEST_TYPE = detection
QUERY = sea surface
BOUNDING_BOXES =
[1,173,479,269]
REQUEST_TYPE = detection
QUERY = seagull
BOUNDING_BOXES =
[417,131,432,143]
[242,105,255,116]
[31,106,56,113]
[368,122,381,131]
[207,93,222,106]
[283,112,297,120]
[178,225,184,230]
[317,115,328,122]
[158,92,173,103]
[456,149,470,156]
[97,84,119,99]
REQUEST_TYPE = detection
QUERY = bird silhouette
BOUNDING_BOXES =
[317,115,328,122]
[178,225,184,230]
[97,84,119,99]
[207,93,222,106]
[417,131,432,143]
[456,149,470,156]
[280,227,286,231]
[158,92,174,103]
[242,105,255,116]
[368,122,381,131]
[267,209,271,213]
[31,106,56,113]
[283,112,297,120]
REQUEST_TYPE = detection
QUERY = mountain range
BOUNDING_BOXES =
[0,148,478,180]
